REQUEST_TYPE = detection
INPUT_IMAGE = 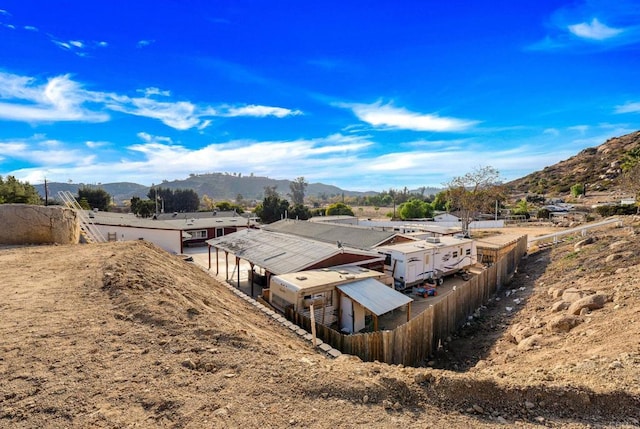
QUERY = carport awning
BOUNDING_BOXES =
[337,278,413,316]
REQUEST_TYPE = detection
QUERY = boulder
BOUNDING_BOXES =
[547,315,583,333]
[561,288,586,303]
[551,300,570,312]
[574,237,594,251]
[518,334,543,351]
[568,294,608,315]
[510,323,534,344]
[609,240,629,251]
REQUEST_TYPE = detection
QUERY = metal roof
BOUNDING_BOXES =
[206,229,383,275]
[263,219,399,250]
[337,278,413,316]
[89,211,179,230]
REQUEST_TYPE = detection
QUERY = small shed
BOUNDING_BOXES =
[337,278,413,333]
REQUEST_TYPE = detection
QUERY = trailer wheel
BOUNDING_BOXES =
[437,277,444,286]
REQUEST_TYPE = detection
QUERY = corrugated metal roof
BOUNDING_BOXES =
[263,219,398,250]
[337,279,413,316]
[206,229,382,275]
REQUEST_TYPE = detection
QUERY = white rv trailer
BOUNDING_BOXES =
[376,235,477,290]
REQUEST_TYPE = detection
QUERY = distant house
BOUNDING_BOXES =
[88,210,257,254]
[433,213,461,223]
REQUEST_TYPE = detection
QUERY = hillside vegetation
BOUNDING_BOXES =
[508,131,640,196]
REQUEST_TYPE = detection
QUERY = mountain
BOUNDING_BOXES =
[34,174,378,205]
[507,130,640,195]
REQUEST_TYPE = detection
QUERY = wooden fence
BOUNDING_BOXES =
[286,235,528,366]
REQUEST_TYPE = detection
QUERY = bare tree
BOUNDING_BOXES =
[445,166,504,234]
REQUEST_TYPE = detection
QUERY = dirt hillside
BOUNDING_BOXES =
[1,221,639,428]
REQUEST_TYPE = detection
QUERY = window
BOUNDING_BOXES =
[191,230,207,239]
[453,251,458,258]
[424,254,430,264]
[466,249,471,256]
[216,227,224,237]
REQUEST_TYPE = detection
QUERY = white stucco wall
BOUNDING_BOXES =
[94,225,183,254]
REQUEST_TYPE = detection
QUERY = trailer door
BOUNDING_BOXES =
[340,295,355,333]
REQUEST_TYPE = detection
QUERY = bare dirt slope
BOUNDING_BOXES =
[1,228,639,428]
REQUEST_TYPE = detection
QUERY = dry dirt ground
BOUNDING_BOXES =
[1,219,639,428]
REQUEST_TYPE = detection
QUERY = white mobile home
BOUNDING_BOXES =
[376,235,477,290]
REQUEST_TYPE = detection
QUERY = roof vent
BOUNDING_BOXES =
[426,237,441,243]
[344,275,356,279]
[295,276,308,281]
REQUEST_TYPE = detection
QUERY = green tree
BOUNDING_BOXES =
[254,195,289,223]
[0,175,42,204]
[398,198,433,220]
[288,177,307,205]
[570,183,584,198]
[78,186,111,211]
[288,203,311,220]
[511,199,531,219]
[325,202,354,216]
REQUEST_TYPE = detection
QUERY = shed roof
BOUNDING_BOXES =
[263,219,400,250]
[206,229,383,275]
[337,279,413,316]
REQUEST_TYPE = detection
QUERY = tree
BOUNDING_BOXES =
[263,185,279,199]
[288,177,307,205]
[78,186,111,211]
[511,199,531,219]
[398,198,433,220]
[0,176,41,204]
[288,203,311,220]
[445,166,503,234]
[201,194,216,210]
[147,187,199,213]
[570,183,584,198]
[325,202,354,216]
[254,195,289,223]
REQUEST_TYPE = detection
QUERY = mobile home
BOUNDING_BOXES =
[376,235,477,290]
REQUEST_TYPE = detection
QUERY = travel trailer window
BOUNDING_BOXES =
[303,292,331,308]
[466,249,471,256]
[424,254,430,264]
[453,251,458,258]
[383,253,392,265]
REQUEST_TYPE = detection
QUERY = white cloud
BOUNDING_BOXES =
[615,102,640,114]
[568,125,589,134]
[0,71,303,130]
[339,101,479,132]
[139,87,171,97]
[543,128,560,136]
[224,104,302,118]
[0,9,10,16]
[137,39,154,48]
[97,41,108,47]
[568,18,623,40]
[3,23,15,29]
[69,40,84,48]
[0,72,109,122]
[24,25,38,31]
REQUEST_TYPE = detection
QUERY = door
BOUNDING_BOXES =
[340,295,354,333]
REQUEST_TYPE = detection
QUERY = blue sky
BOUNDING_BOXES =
[1,1,639,192]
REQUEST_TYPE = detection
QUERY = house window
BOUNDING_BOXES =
[191,230,208,239]
[216,227,224,237]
